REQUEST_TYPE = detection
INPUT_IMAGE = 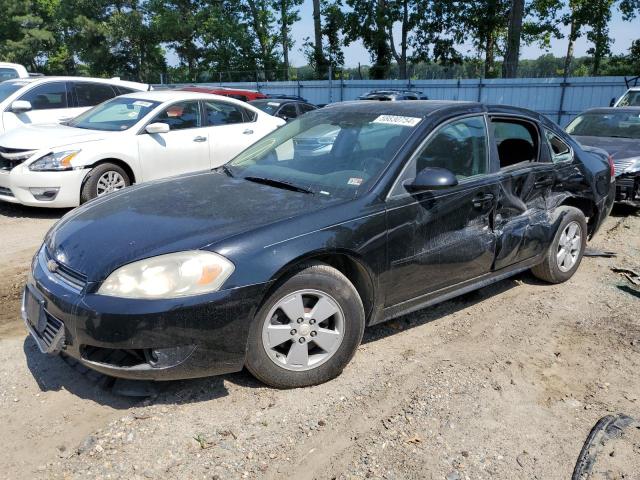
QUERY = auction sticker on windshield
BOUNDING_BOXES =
[133,100,154,108]
[372,115,421,127]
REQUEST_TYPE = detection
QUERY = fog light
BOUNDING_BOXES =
[29,187,60,201]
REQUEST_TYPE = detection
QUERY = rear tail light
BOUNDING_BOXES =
[608,155,615,177]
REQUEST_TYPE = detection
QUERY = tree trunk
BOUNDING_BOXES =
[312,0,325,78]
[502,0,524,78]
[564,20,577,78]
[484,33,495,78]
[280,0,289,80]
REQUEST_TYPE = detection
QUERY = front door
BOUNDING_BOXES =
[384,115,499,307]
[2,81,73,131]
[137,100,210,181]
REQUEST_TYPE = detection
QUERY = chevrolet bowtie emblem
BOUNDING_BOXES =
[47,259,59,273]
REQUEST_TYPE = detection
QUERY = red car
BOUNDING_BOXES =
[180,86,267,102]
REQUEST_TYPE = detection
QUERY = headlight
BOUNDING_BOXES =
[97,251,235,299]
[29,150,80,171]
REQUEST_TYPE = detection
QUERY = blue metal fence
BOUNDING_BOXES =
[162,76,629,127]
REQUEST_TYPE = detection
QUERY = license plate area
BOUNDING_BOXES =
[22,286,65,354]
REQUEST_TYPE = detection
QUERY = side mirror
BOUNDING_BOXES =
[609,97,616,107]
[145,122,170,134]
[404,167,458,193]
[11,100,32,113]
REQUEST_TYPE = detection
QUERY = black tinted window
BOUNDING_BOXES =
[115,86,138,95]
[74,82,117,107]
[154,101,202,130]
[20,82,68,110]
[416,116,488,179]
[205,101,248,125]
[299,103,316,113]
[280,103,298,119]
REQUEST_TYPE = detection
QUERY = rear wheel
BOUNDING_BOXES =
[245,263,365,388]
[531,206,587,283]
[80,163,130,203]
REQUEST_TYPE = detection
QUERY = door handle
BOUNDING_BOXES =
[472,193,495,208]
[193,136,207,142]
[243,129,254,135]
[534,178,554,188]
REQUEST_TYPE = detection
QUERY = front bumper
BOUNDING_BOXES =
[0,166,88,208]
[24,248,268,381]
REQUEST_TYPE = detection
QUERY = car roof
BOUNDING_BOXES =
[250,98,300,105]
[119,90,252,104]
[325,100,480,116]
[580,106,640,114]
[0,76,148,89]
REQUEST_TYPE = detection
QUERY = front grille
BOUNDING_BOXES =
[0,146,36,171]
[43,248,87,292]
[0,186,14,197]
[614,158,636,172]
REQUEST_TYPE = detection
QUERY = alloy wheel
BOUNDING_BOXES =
[261,289,345,371]
[96,171,126,196]
[557,220,582,272]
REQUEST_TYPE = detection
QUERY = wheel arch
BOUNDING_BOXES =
[556,196,598,238]
[262,250,378,326]
[85,158,137,185]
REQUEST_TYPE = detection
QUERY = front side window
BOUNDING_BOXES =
[154,101,202,130]
[416,116,488,179]
[566,112,640,140]
[616,90,640,107]
[69,97,160,131]
[19,82,68,110]
[74,82,117,107]
[205,101,248,125]
[545,130,573,163]
[227,110,421,198]
[279,103,298,119]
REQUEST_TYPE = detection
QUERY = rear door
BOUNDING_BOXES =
[384,114,499,306]
[137,100,210,180]
[2,81,71,130]
[203,100,266,167]
[490,115,556,269]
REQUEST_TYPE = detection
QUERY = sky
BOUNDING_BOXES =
[286,0,639,67]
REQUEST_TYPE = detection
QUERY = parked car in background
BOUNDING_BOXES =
[0,91,283,207]
[23,101,613,388]
[358,89,428,101]
[0,76,149,135]
[249,98,317,122]
[611,86,640,107]
[266,93,309,102]
[0,63,30,81]
[180,86,267,102]
[567,107,640,204]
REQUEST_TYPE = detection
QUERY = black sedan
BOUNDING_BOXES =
[566,107,640,204]
[249,98,317,122]
[24,101,615,388]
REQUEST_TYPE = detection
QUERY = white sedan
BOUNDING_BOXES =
[0,91,284,208]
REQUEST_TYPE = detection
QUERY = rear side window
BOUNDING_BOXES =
[19,82,69,110]
[545,130,572,163]
[205,101,249,125]
[492,118,539,168]
[0,68,19,81]
[74,82,117,107]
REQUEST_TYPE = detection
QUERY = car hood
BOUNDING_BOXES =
[46,171,340,281]
[574,136,640,175]
[0,123,109,150]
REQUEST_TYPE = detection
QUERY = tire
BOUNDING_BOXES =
[80,163,131,204]
[531,206,587,284]
[245,262,365,388]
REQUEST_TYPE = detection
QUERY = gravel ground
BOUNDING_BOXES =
[0,202,638,480]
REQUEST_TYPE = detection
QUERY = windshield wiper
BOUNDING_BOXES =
[244,176,314,194]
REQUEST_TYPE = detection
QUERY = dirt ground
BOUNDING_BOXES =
[0,201,638,480]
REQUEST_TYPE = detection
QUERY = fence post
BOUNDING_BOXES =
[557,78,569,124]
[340,74,344,102]
[477,79,483,102]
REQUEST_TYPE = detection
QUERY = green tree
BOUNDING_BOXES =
[273,0,303,80]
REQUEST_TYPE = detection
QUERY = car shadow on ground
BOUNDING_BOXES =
[610,202,640,218]
[0,201,69,219]
[22,335,243,408]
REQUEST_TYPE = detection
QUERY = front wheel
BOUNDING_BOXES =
[531,206,587,284]
[245,263,365,388]
[80,163,131,204]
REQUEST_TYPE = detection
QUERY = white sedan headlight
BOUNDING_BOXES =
[98,251,235,299]
[29,150,81,171]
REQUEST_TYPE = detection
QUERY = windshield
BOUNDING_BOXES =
[0,80,26,103]
[249,100,282,115]
[566,112,640,139]
[227,109,421,198]
[617,90,640,107]
[69,97,161,131]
